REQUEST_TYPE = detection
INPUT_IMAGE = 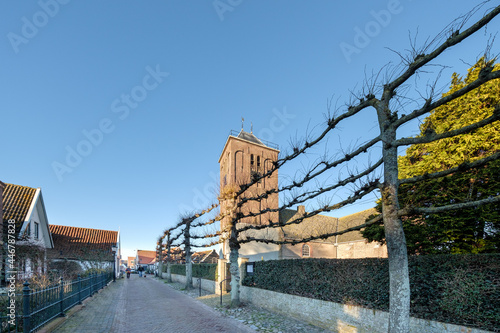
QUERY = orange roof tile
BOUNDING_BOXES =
[137,250,156,264]
[2,183,37,232]
[47,225,118,261]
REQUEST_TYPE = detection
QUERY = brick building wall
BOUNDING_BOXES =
[219,131,279,229]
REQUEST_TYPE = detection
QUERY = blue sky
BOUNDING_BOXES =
[1,1,498,259]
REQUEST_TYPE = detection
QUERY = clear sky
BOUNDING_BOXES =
[1,1,498,259]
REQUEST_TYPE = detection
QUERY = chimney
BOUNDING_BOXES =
[297,205,306,215]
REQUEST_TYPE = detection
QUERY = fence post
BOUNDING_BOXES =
[78,274,82,305]
[23,281,30,333]
[59,277,65,317]
[90,274,94,296]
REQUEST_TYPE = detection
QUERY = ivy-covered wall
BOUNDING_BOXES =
[243,255,499,332]
[166,263,217,281]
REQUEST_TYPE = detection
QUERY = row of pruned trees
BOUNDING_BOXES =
[156,204,221,289]
[158,3,500,333]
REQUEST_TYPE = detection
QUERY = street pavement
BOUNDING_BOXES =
[52,274,256,333]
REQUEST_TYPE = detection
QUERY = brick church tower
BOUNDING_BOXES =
[218,128,280,237]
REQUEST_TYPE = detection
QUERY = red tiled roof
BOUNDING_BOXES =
[192,249,218,263]
[137,250,156,264]
[47,225,118,261]
[2,183,38,232]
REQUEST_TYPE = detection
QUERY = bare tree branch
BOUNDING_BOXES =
[395,107,500,147]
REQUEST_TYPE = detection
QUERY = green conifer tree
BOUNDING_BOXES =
[362,59,500,254]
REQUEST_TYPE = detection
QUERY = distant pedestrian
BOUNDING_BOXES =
[138,266,144,277]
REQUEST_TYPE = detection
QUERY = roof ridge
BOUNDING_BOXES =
[338,208,376,219]
[5,182,38,190]
[49,224,118,233]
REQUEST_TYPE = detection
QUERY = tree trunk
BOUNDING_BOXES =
[166,236,172,282]
[185,255,193,290]
[166,261,172,282]
[229,221,240,307]
[229,246,240,307]
[158,246,163,279]
[378,106,410,333]
[184,222,193,290]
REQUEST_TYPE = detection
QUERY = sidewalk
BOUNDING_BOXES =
[49,274,255,333]
[165,280,333,333]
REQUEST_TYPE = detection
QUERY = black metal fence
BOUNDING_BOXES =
[0,272,113,333]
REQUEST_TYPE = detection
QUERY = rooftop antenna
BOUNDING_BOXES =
[241,117,245,131]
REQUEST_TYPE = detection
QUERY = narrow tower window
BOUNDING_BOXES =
[302,244,310,257]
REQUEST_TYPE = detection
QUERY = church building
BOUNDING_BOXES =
[218,127,386,262]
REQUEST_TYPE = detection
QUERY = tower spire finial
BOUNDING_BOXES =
[241,117,245,130]
[251,122,253,134]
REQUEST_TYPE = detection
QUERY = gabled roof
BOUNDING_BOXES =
[2,183,38,232]
[137,250,156,265]
[2,183,54,248]
[47,225,118,261]
[280,208,338,243]
[337,209,377,243]
[192,249,218,263]
[279,207,377,244]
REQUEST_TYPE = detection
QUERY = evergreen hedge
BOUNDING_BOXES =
[167,263,217,281]
[242,255,499,332]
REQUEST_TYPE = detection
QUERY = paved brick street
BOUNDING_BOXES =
[52,275,255,333]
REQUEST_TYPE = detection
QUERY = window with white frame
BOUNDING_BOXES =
[302,244,310,257]
[34,222,39,239]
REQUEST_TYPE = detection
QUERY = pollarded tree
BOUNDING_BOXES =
[226,4,500,332]
[363,59,500,254]
[170,4,500,331]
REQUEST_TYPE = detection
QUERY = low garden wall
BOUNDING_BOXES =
[162,273,217,294]
[239,286,492,333]
[243,255,499,332]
